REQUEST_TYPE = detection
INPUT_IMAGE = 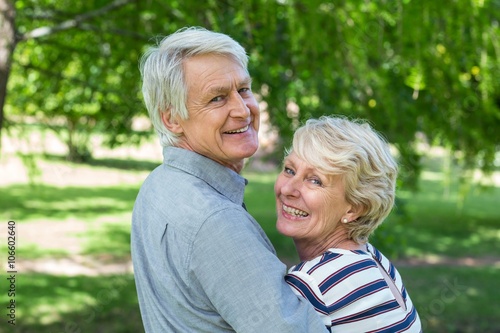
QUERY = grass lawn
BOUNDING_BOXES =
[0,147,499,332]
[398,266,500,333]
[0,273,142,332]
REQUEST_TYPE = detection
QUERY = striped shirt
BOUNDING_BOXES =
[286,243,422,332]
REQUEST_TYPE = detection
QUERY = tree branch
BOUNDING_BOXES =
[18,0,136,41]
[78,23,148,40]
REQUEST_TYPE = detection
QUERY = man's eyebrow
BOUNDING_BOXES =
[208,85,230,95]
[240,77,253,86]
[207,78,253,95]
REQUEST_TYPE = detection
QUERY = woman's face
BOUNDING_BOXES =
[274,152,354,244]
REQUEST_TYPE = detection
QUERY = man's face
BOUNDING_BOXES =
[172,54,260,173]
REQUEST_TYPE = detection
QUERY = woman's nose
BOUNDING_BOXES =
[280,177,301,198]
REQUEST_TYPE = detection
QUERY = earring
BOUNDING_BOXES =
[342,218,348,223]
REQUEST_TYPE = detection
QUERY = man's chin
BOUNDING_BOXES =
[242,146,259,159]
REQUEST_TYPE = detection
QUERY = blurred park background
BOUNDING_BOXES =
[1,0,499,332]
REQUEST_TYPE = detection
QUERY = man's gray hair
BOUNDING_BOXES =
[139,27,249,147]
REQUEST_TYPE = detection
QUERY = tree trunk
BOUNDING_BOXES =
[66,117,91,163]
[0,0,16,137]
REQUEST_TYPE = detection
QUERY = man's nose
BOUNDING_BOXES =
[229,92,251,117]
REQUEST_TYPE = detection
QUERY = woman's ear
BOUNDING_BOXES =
[161,109,183,135]
[344,205,365,223]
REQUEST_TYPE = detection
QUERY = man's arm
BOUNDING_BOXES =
[190,208,328,332]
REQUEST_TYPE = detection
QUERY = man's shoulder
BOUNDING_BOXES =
[136,163,245,231]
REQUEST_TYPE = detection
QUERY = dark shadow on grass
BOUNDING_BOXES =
[43,153,161,172]
[86,157,160,172]
[19,243,69,260]
[83,222,132,259]
[1,184,139,221]
[1,273,144,333]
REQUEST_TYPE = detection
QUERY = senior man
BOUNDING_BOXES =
[131,27,327,333]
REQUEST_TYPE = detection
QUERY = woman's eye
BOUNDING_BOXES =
[309,178,323,186]
[284,167,294,176]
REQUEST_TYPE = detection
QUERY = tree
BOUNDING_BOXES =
[3,0,499,183]
[2,0,240,161]
[240,0,500,187]
[2,0,147,161]
[0,0,15,135]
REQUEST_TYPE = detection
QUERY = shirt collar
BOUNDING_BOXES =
[163,146,248,206]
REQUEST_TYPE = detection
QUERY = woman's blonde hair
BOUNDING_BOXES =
[289,115,398,243]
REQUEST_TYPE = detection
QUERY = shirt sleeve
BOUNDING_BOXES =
[286,270,332,327]
[190,208,328,333]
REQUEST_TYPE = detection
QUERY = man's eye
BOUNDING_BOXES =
[238,87,251,94]
[211,96,224,102]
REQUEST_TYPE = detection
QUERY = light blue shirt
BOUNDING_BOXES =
[131,147,327,332]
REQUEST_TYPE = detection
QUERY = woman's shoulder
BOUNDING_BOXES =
[289,247,375,277]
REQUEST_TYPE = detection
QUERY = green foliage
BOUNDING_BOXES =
[241,0,500,187]
[9,0,152,161]
[4,0,500,179]
[395,176,500,259]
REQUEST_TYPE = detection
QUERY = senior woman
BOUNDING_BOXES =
[275,116,422,332]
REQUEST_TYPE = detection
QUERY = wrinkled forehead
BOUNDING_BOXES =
[183,54,251,97]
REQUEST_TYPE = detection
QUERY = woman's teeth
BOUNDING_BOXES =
[283,204,309,217]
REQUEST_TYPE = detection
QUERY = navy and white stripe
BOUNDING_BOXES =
[286,243,422,332]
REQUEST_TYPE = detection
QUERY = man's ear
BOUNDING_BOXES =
[160,109,183,135]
